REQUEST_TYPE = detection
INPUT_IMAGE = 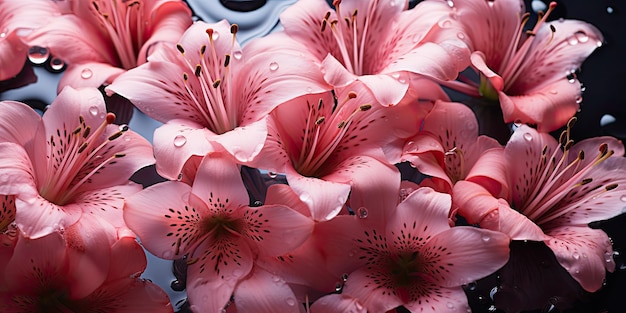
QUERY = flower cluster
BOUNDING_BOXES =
[0,0,623,312]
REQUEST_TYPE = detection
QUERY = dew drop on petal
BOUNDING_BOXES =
[81,68,93,79]
[489,286,498,300]
[342,273,349,282]
[568,36,579,46]
[574,31,589,43]
[438,19,452,28]
[446,0,454,7]
[269,61,279,72]
[0,28,7,38]
[268,171,278,178]
[211,31,219,40]
[447,302,455,309]
[177,173,183,181]
[163,250,173,259]
[306,86,313,93]
[173,135,187,147]
[88,106,99,116]
[572,252,580,260]
[335,282,343,292]
[482,235,491,242]
[233,50,243,60]
[285,298,296,306]
[457,32,465,40]
[549,90,558,95]
[575,95,583,104]
[391,73,400,79]
[357,207,368,219]
[28,46,49,64]
[523,132,533,141]
[271,275,281,283]
[50,57,64,71]
[620,195,626,202]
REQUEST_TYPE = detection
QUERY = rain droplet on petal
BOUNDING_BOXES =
[268,171,278,179]
[482,235,491,242]
[620,195,626,202]
[573,252,580,260]
[549,90,558,95]
[211,31,220,40]
[439,19,452,28]
[173,135,187,147]
[233,50,243,60]
[446,302,455,309]
[269,61,279,71]
[489,286,498,300]
[342,273,349,282]
[285,298,296,306]
[446,0,454,7]
[357,207,368,219]
[575,95,583,104]
[523,132,533,141]
[88,105,99,116]
[0,28,7,38]
[28,46,49,64]
[574,31,589,43]
[335,282,343,292]
[457,32,466,40]
[81,68,93,79]
[50,57,65,71]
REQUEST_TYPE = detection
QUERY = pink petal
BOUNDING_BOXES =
[0,100,41,146]
[243,205,313,257]
[136,1,192,64]
[389,187,453,248]
[286,167,351,222]
[191,153,250,209]
[0,33,27,81]
[212,118,268,164]
[310,294,367,313]
[233,267,301,313]
[358,73,410,107]
[470,51,504,91]
[544,225,613,292]
[124,181,200,259]
[498,80,581,132]
[152,120,216,180]
[0,195,16,233]
[86,278,173,313]
[341,266,403,313]
[264,184,311,217]
[76,183,143,230]
[320,54,358,88]
[15,195,83,239]
[465,145,509,199]
[58,62,125,92]
[403,285,470,313]
[64,214,115,299]
[0,143,37,198]
[4,231,68,293]
[422,100,478,154]
[187,236,254,311]
[421,227,510,287]
[107,236,147,280]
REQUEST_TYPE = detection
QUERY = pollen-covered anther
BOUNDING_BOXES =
[224,54,231,67]
[605,183,618,191]
[315,116,326,125]
[213,79,221,88]
[230,24,239,34]
[194,64,202,77]
[176,44,185,54]
[359,104,372,111]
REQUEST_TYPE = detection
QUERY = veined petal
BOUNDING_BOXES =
[124,181,201,259]
[403,285,469,313]
[187,268,237,313]
[107,236,147,281]
[0,33,27,81]
[358,73,409,107]
[470,51,504,91]
[233,267,301,313]
[341,266,403,313]
[75,183,143,230]
[136,1,193,64]
[0,143,37,198]
[191,152,250,209]
[421,227,510,287]
[212,118,267,164]
[243,204,313,257]
[81,277,173,313]
[544,225,613,292]
[389,187,453,253]
[15,196,83,239]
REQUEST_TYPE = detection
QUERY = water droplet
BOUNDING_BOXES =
[285,298,296,306]
[482,235,491,242]
[596,41,603,47]
[81,68,93,79]
[489,286,498,300]
[177,173,183,181]
[620,195,626,202]
[439,19,452,28]
[50,57,64,71]
[119,124,129,132]
[28,46,49,64]
[411,33,422,43]
[163,250,173,259]
[0,28,7,38]
[268,171,278,178]
[446,0,454,7]
[306,86,313,93]
[457,32,465,40]
[574,31,589,43]
[299,193,312,206]
[357,207,368,219]
[335,282,343,291]
[531,0,547,12]
[389,0,399,6]
[573,252,580,260]
[549,90,558,95]
[446,302,455,309]
[575,95,583,104]
[211,31,219,40]
[605,251,614,263]
[607,6,614,14]
[523,132,533,141]
[233,50,243,60]
[568,36,579,46]
[173,135,187,147]
[466,282,477,291]
[391,73,400,79]
[88,106,99,116]
[269,61,279,71]
[341,273,349,282]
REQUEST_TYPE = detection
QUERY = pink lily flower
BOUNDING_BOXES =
[251,83,422,221]
[0,87,155,239]
[442,0,603,132]
[316,187,510,312]
[23,0,193,91]
[262,0,469,106]
[401,100,509,198]
[455,122,626,292]
[124,153,314,313]
[0,232,172,312]
[0,1,56,81]
[107,20,330,180]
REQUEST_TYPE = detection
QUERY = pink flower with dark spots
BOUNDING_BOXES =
[0,87,154,239]
[316,187,509,312]
[456,122,626,291]
[124,153,314,313]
